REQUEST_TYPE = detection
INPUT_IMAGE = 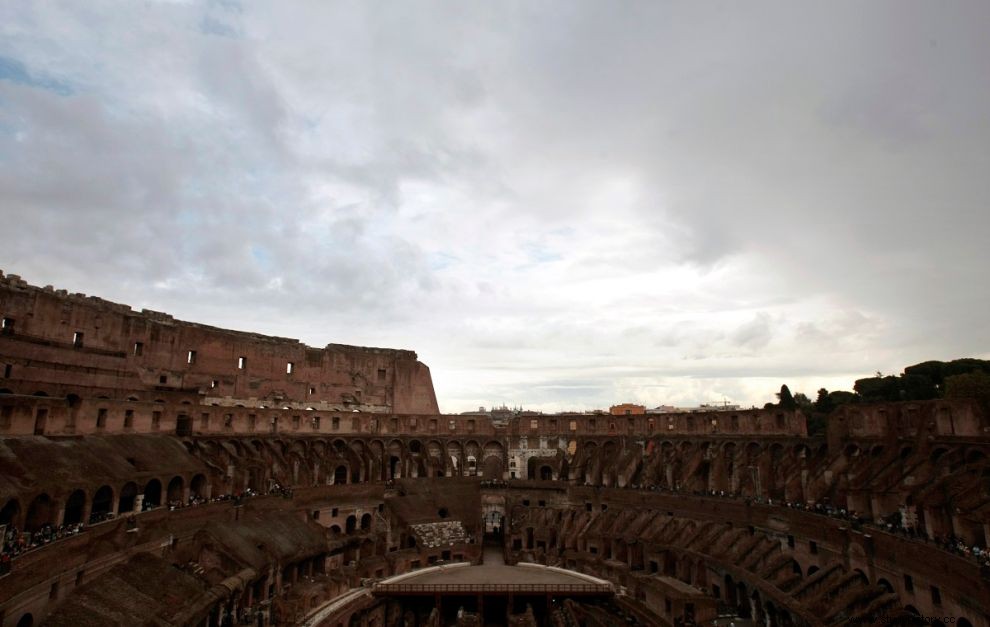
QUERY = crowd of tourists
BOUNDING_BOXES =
[628,483,990,568]
[0,486,290,572]
[1,522,85,574]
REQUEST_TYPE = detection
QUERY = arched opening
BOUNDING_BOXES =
[143,479,162,509]
[63,489,86,525]
[345,515,357,534]
[328,525,342,537]
[736,581,750,618]
[25,493,53,531]
[119,482,138,513]
[389,456,400,479]
[175,414,192,437]
[90,485,113,522]
[190,474,208,499]
[807,565,820,576]
[483,456,503,479]
[167,476,185,504]
[360,513,372,531]
[0,498,21,527]
[16,614,33,627]
[334,465,348,485]
[540,465,553,481]
[877,578,893,594]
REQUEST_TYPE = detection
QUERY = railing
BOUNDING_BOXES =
[373,582,612,594]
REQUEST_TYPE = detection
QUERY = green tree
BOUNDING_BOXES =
[944,371,990,415]
[815,388,833,413]
[777,384,797,410]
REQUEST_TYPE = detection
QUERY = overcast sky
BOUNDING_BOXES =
[2,1,988,413]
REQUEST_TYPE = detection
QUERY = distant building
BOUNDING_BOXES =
[609,403,646,415]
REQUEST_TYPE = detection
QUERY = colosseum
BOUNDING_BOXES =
[0,269,987,627]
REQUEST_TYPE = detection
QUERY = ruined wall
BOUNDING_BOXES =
[0,271,439,414]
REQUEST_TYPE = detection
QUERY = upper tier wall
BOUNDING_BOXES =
[0,270,439,414]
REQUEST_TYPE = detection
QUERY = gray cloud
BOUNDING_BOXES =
[1,1,989,412]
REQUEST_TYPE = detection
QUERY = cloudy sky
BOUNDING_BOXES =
[1,1,988,413]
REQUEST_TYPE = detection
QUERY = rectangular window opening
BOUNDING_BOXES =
[72,331,84,347]
[133,341,143,356]
[96,408,108,429]
[286,362,294,375]
[1,317,14,333]
[238,356,246,369]
[187,350,196,364]
[124,409,134,428]
[3,364,11,379]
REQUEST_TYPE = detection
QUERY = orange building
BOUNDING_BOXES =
[609,403,646,415]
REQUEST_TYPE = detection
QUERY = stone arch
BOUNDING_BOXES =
[91,485,114,520]
[345,515,357,534]
[0,498,21,527]
[333,464,349,484]
[877,578,893,593]
[360,513,372,531]
[143,478,162,508]
[190,474,208,498]
[167,476,185,503]
[16,613,33,627]
[119,482,139,513]
[483,455,503,479]
[63,489,86,525]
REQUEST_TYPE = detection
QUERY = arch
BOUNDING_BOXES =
[877,578,893,594]
[483,455,503,479]
[25,493,54,531]
[540,465,553,481]
[190,474,208,498]
[329,524,342,537]
[334,465,348,485]
[408,440,423,454]
[63,489,86,525]
[360,513,372,531]
[119,482,139,513]
[143,478,162,508]
[0,498,21,527]
[91,485,114,520]
[16,613,33,627]
[807,565,820,576]
[167,476,185,503]
[345,515,357,534]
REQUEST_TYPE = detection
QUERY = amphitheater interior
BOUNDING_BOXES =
[1,269,988,627]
